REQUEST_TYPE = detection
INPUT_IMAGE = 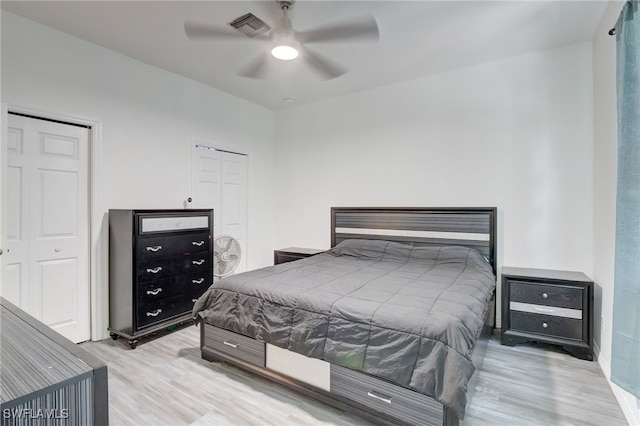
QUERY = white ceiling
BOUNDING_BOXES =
[2,1,608,110]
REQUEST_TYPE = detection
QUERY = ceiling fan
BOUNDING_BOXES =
[184,0,379,80]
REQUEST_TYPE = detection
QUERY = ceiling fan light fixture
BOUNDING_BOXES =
[271,40,299,60]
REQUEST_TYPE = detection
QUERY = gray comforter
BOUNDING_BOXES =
[193,239,496,418]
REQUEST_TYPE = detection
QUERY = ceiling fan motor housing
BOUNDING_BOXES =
[277,0,294,10]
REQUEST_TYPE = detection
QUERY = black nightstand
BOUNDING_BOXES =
[274,247,325,265]
[501,267,593,360]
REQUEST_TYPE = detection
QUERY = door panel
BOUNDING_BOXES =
[4,114,90,343]
[40,257,77,326]
[192,147,221,232]
[40,170,79,235]
[5,264,23,306]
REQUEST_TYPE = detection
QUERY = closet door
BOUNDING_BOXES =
[220,152,247,273]
[4,114,90,343]
[191,145,247,273]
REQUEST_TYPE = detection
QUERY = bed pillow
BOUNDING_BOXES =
[329,238,490,267]
[328,238,418,261]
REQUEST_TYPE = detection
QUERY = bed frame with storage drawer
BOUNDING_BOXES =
[200,207,497,426]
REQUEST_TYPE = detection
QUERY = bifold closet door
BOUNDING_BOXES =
[4,113,90,343]
[191,145,247,273]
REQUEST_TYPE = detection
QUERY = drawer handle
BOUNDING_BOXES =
[542,322,549,328]
[192,259,205,265]
[192,241,205,247]
[532,305,557,314]
[146,288,163,296]
[223,340,238,349]
[146,267,163,274]
[192,278,205,284]
[542,293,549,299]
[146,245,163,252]
[146,309,162,317]
[367,391,393,404]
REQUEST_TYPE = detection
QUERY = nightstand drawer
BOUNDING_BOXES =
[274,248,325,265]
[275,253,306,264]
[204,326,265,367]
[510,311,583,340]
[509,281,583,309]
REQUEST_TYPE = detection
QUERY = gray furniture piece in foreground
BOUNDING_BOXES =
[0,297,109,426]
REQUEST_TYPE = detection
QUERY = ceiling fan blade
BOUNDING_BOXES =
[297,14,379,44]
[302,47,347,80]
[184,21,245,41]
[238,53,271,79]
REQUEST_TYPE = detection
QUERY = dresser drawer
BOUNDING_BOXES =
[137,272,212,302]
[136,295,192,329]
[137,253,211,283]
[204,326,265,367]
[139,215,209,233]
[509,311,583,340]
[136,232,210,261]
[330,365,443,426]
[509,281,583,309]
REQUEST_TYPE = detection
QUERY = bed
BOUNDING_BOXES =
[193,207,497,426]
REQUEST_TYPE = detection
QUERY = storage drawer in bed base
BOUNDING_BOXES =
[331,365,443,426]
[202,326,266,367]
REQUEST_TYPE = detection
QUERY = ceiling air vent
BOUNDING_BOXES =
[229,13,271,38]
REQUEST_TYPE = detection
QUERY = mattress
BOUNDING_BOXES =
[193,239,496,418]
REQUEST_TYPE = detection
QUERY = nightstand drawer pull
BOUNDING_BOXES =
[542,322,548,328]
[532,305,560,314]
[192,241,205,247]
[192,259,205,266]
[223,340,238,349]
[146,267,163,274]
[146,309,162,317]
[146,245,163,252]
[542,292,548,299]
[367,391,393,404]
[146,288,162,296]
[192,278,205,284]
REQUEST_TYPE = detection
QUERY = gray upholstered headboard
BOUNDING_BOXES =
[331,207,497,274]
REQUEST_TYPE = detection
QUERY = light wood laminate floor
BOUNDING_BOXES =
[81,326,628,426]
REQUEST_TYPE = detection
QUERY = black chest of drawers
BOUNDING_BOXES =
[109,209,213,348]
[501,267,593,360]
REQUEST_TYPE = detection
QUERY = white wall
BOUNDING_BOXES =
[275,42,595,326]
[593,2,640,424]
[1,12,277,338]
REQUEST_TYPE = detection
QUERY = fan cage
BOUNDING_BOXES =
[213,234,242,277]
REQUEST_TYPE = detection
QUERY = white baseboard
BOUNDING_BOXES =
[595,342,640,425]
